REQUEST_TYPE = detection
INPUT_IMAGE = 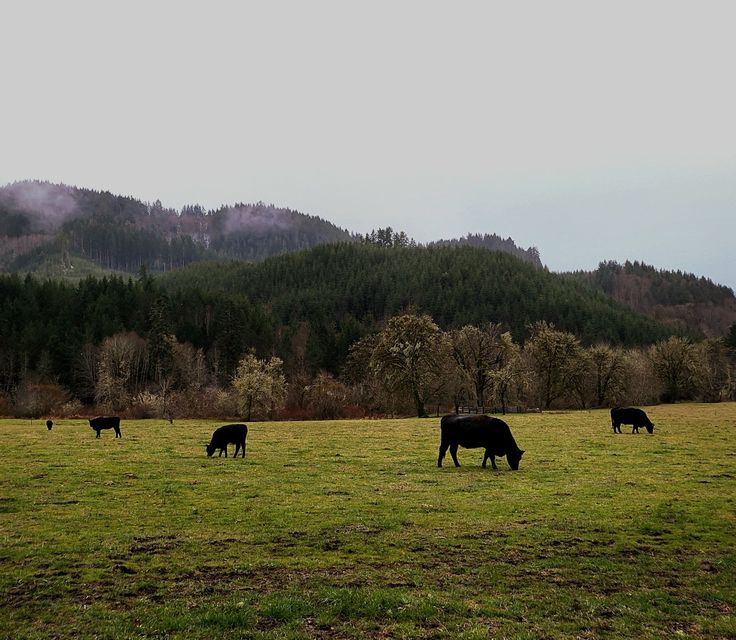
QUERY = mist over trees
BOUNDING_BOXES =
[0,182,541,276]
[0,181,355,273]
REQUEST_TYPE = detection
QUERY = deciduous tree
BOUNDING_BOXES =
[232,353,287,420]
[369,314,449,417]
[525,321,584,410]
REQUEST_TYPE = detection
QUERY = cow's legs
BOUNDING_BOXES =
[95,430,101,438]
[241,440,246,458]
[482,450,498,469]
[438,441,449,467]
[632,425,639,434]
[114,427,121,438]
[483,450,497,469]
[449,444,460,467]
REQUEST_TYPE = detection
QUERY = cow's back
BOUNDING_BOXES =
[213,423,248,443]
[440,414,512,447]
[612,407,651,425]
[89,416,120,429]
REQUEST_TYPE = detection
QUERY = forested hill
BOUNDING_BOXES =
[159,243,673,348]
[0,181,542,276]
[567,261,736,337]
[0,180,354,272]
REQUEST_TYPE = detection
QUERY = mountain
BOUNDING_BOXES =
[0,181,544,276]
[0,180,354,273]
[567,261,736,338]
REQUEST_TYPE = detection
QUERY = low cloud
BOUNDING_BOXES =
[2,181,79,232]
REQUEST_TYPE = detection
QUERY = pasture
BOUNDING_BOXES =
[0,405,734,639]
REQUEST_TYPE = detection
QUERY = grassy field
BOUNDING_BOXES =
[1,405,734,639]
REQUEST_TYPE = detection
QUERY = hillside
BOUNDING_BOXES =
[159,243,674,348]
[0,180,354,273]
[1,181,547,278]
[0,181,546,277]
[567,261,736,337]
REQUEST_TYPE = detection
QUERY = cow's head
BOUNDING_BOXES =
[508,449,524,470]
[206,443,216,457]
[645,423,654,434]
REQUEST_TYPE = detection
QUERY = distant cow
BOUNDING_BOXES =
[206,424,248,458]
[439,414,524,470]
[611,407,654,434]
[89,416,122,438]
[46,419,53,431]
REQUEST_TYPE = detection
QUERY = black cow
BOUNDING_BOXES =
[206,424,248,458]
[611,407,654,434]
[89,416,122,438]
[46,419,53,431]
[438,414,524,470]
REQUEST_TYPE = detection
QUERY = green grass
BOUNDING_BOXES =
[1,405,734,639]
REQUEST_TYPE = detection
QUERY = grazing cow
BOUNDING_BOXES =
[89,416,122,438]
[46,419,53,431]
[438,414,524,470]
[611,407,654,434]
[206,424,248,458]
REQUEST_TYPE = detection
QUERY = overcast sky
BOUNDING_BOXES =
[2,1,734,289]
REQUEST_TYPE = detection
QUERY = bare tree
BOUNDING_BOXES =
[95,332,149,411]
[588,344,628,407]
[648,336,699,402]
[695,338,731,402]
[488,333,523,413]
[449,324,507,412]
[304,372,349,419]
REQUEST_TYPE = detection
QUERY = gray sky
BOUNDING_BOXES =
[2,0,734,289]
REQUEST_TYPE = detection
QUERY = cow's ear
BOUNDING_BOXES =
[519,450,525,455]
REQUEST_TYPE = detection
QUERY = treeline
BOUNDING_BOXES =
[2,300,734,420]
[345,315,736,417]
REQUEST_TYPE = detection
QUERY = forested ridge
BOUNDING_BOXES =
[159,243,673,346]
[566,260,736,337]
[0,181,541,274]
[0,180,355,272]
